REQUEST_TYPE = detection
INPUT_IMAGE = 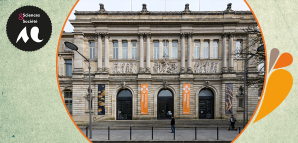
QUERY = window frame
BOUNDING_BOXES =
[238,98,244,108]
[132,41,137,60]
[89,41,95,60]
[194,41,200,59]
[113,41,118,59]
[236,40,242,59]
[172,41,178,59]
[153,41,159,59]
[203,41,209,59]
[213,41,219,59]
[122,41,128,59]
[64,90,72,114]
[65,59,72,76]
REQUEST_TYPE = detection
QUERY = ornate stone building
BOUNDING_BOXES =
[58,3,261,123]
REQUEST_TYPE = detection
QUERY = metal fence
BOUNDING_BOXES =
[84,126,241,141]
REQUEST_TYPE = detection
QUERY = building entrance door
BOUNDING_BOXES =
[117,90,132,120]
[157,90,173,119]
[199,89,214,119]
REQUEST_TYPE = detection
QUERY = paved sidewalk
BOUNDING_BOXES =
[84,129,239,142]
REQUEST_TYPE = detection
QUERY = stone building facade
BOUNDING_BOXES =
[58,3,261,123]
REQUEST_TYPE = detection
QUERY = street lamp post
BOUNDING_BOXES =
[64,41,92,139]
[242,43,264,128]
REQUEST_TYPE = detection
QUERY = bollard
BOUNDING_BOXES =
[130,126,132,140]
[152,126,153,140]
[239,127,241,134]
[195,126,197,140]
[174,126,175,140]
[217,127,218,140]
[108,126,110,140]
[85,126,88,138]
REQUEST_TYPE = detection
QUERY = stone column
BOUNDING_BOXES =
[209,39,213,59]
[222,33,228,72]
[118,39,122,59]
[104,33,109,72]
[97,33,103,72]
[138,33,144,73]
[145,33,151,73]
[180,33,186,73]
[187,33,193,73]
[228,33,235,71]
[169,39,172,59]
[159,39,163,59]
[200,39,204,59]
[128,40,132,59]
[73,32,84,72]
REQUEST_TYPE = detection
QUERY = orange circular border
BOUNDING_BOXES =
[55,0,92,142]
[232,0,268,142]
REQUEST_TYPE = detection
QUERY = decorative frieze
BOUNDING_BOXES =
[153,62,179,74]
[85,36,98,40]
[112,62,138,74]
[194,61,219,73]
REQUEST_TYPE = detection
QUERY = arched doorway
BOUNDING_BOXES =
[199,88,214,119]
[157,89,174,119]
[117,89,132,120]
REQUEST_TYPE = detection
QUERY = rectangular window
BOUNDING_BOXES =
[89,41,95,59]
[64,91,72,114]
[172,41,178,59]
[113,41,118,59]
[194,41,200,59]
[122,41,128,59]
[239,99,243,108]
[132,41,137,60]
[65,60,72,76]
[213,41,218,59]
[163,40,169,59]
[203,41,209,58]
[236,40,242,59]
[153,41,159,59]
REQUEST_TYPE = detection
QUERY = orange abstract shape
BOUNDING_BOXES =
[254,69,293,123]
[273,53,293,69]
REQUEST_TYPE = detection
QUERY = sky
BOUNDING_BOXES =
[64,0,250,32]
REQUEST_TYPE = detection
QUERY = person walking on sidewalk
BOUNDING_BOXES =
[230,115,236,129]
[171,116,175,133]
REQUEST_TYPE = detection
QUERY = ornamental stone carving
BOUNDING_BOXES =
[112,62,137,74]
[224,3,234,13]
[85,36,97,40]
[183,3,191,14]
[99,3,106,13]
[153,62,179,74]
[194,61,219,73]
[141,4,149,14]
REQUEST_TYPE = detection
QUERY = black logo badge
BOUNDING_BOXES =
[6,6,52,52]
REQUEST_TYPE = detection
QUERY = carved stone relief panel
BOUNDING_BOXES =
[112,62,137,74]
[193,61,219,73]
[153,62,179,74]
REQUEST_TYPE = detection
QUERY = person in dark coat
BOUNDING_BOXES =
[171,116,175,133]
[230,115,236,129]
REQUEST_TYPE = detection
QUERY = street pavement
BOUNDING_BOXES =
[84,129,240,142]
